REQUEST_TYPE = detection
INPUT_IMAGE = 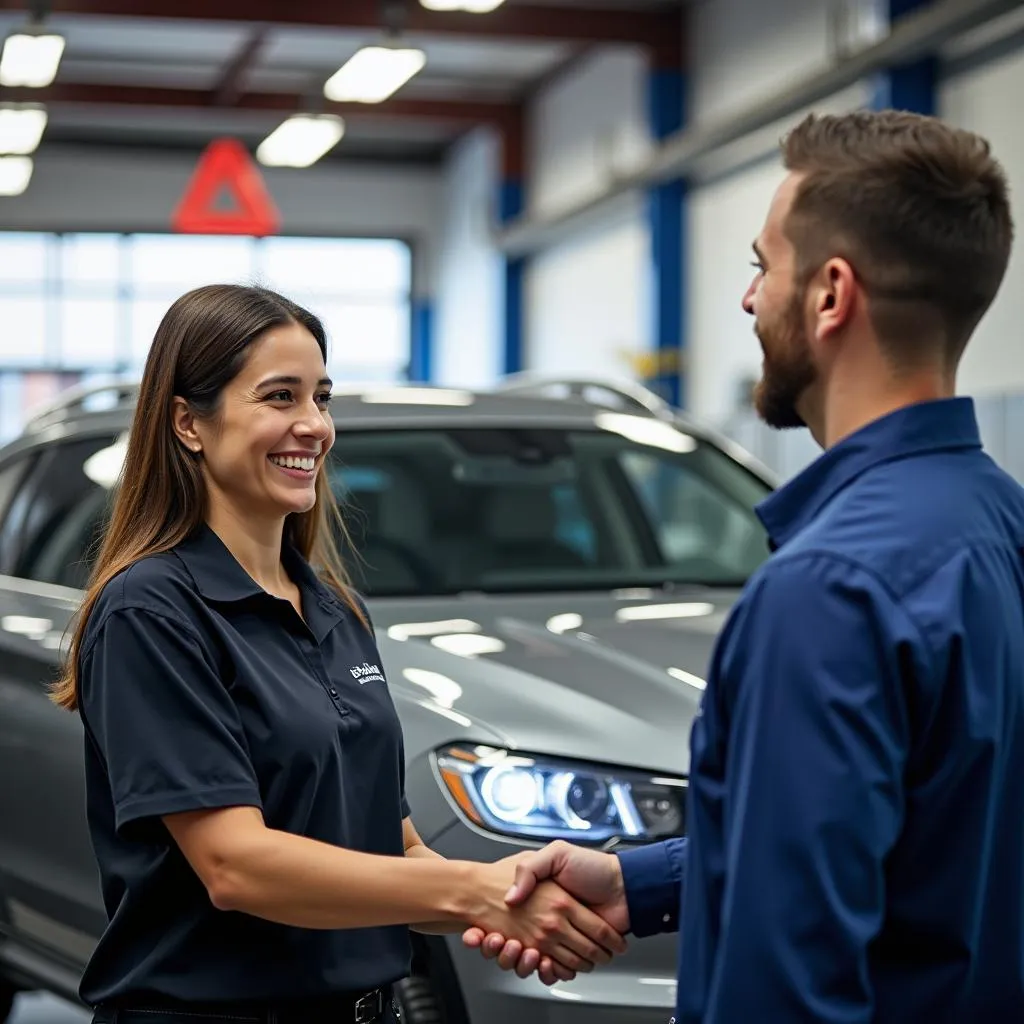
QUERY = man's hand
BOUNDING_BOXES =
[463,853,627,978]
[463,840,629,985]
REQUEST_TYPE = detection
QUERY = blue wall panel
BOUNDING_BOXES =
[872,0,936,115]
[499,178,525,376]
[409,299,433,383]
[647,67,687,408]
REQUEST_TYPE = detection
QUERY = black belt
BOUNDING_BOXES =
[92,986,392,1024]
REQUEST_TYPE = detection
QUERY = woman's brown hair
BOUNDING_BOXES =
[50,283,366,712]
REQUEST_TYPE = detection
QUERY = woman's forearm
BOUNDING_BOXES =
[211,824,480,929]
[405,840,463,934]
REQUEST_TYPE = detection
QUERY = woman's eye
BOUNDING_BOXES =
[317,392,333,405]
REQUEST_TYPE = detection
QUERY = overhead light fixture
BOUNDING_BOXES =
[420,0,505,9]
[0,156,33,196]
[0,30,65,87]
[0,104,47,155]
[324,45,426,103]
[256,113,345,168]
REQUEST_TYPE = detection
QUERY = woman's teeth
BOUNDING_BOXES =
[269,455,315,471]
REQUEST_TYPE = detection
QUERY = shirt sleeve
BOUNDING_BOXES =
[703,554,916,1024]
[617,837,687,937]
[79,606,263,835]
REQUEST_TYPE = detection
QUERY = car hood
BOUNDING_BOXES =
[371,588,740,776]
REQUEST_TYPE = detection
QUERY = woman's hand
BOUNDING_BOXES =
[463,856,627,975]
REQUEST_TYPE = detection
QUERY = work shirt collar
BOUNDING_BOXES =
[173,522,349,642]
[756,396,983,551]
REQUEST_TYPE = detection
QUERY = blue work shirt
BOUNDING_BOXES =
[618,397,1024,1022]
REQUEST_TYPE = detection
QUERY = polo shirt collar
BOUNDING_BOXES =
[173,524,349,638]
[756,396,982,551]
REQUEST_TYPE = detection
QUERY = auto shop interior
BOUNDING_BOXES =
[1,0,1023,1022]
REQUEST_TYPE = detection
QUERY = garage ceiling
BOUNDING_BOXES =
[0,0,686,164]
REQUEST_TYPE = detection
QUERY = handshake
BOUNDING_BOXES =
[457,839,629,987]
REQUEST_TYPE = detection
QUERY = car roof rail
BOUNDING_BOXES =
[25,379,140,432]
[494,374,676,420]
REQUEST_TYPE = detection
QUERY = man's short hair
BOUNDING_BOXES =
[781,109,1014,367]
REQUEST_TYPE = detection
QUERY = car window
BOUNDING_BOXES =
[11,434,119,589]
[329,426,772,596]
[0,454,35,573]
[617,450,769,579]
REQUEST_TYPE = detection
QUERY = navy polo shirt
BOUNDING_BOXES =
[619,397,1024,1022]
[76,524,412,1006]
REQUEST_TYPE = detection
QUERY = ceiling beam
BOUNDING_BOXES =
[0,81,517,123]
[213,25,269,106]
[26,0,683,49]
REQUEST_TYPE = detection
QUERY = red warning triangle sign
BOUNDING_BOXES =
[171,138,280,236]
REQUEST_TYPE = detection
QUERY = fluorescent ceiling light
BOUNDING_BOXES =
[0,104,47,155]
[324,46,426,103]
[0,155,33,196]
[420,0,505,9]
[0,32,65,87]
[256,113,345,168]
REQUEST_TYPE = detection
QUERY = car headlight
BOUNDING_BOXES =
[433,744,686,844]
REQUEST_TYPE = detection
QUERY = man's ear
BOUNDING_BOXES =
[812,257,857,342]
[171,396,202,454]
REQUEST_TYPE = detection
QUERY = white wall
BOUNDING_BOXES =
[525,192,648,379]
[688,0,878,128]
[0,144,443,298]
[432,127,504,387]
[686,82,872,425]
[940,45,1024,395]
[522,46,653,379]
[528,46,652,219]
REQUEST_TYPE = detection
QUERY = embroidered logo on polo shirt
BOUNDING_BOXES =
[349,662,385,684]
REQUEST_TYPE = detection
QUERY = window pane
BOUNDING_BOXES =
[129,298,172,369]
[59,298,120,368]
[0,296,47,366]
[0,232,49,285]
[260,238,410,298]
[62,234,121,289]
[130,235,256,293]
[318,301,408,377]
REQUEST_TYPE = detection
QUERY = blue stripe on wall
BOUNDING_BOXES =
[409,299,433,383]
[647,67,686,408]
[499,179,525,376]
[872,0,937,115]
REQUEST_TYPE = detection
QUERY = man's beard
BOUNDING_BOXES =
[751,294,817,430]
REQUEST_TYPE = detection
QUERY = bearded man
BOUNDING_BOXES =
[466,109,1024,1024]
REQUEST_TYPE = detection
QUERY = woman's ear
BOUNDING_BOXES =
[171,396,202,454]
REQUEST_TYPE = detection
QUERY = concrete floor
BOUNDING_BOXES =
[9,993,88,1023]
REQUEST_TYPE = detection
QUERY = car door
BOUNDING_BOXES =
[0,433,121,988]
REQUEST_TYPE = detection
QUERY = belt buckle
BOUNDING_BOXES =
[354,989,382,1023]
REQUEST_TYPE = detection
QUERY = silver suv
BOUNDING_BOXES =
[0,376,775,1024]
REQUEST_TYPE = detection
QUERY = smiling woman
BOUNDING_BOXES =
[43,283,626,1024]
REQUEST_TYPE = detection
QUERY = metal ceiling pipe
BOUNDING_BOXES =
[495,0,1024,257]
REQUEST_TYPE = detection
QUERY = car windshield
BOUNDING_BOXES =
[330,425,773,597]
